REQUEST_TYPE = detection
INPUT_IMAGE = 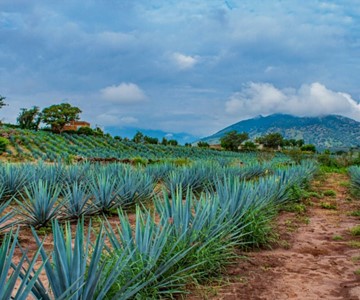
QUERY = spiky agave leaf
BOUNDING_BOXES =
[88,173,119,213]
[349,166,360,192]
[32,219,144,300]
[15,179,63,228]
[0,163,31,197]
[63,182,95,219]
[104,208,199,298]
[0,228,47,300]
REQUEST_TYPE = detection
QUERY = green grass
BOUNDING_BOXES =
[339,181,351,188]
[282,203,307,214]
[354,269,360,275]
[349,210,360,217]
[320,202,337,210]
[306,191,322,199]
[348,240,360,248]
[332,235,343,241]
[323,190,337,197]
[351,255,360,262]
[350,225,360,236]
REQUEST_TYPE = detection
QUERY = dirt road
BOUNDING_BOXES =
[189,173,360,300]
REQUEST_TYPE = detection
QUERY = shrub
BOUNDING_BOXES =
[0,137,9,153]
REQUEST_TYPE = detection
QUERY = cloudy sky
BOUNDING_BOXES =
[1,0,360,140]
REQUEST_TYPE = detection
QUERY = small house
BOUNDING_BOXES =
[63,120,90,131]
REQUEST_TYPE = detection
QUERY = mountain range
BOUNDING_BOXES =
[199,114,360,150]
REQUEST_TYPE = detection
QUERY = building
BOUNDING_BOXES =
[63,120,90,131]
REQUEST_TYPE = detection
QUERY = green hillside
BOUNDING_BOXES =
[0,126,248,162]
[200,114,360,149]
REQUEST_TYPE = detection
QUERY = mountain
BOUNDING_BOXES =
[200,114,360,149]
[105,126,199,145]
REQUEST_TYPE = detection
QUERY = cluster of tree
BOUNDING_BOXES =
[17,103,82,133]
[220,131,249,151]
[132,131,178,146]
[220,130,316,152]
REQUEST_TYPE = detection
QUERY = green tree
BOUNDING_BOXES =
[256,133,284,149]
[17,106,42,130]
[132,131,144,143]
[0,95,6,109]
[296,139,305,147]
[42,103,82,133]
[220,131,249,151]
[161,137,168,146]
[301,144,316,152]
[197,141,210,148]
[144,136,159,144]
[168,139,178,146]
[242,141,257,151]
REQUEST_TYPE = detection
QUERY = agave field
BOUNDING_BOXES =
[0,127,283,162]
[0,156,320,300]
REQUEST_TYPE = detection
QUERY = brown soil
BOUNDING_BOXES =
[187,173,360,300]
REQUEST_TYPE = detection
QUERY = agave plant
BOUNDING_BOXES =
[349,166,360,193]
[0,229,46,300]
[154,188,243,279]
[88,173,119,213]
[0,200,14,232]
[63,182,94,219]
[0,163,30,197]
[32,219,144,300]
[105,208,199,298]
[15,179,63,228]
[115,168,155,206]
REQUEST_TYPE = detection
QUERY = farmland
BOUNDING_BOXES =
[0,127,359,299]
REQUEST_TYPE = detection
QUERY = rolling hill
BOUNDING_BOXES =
[200,114,360,149]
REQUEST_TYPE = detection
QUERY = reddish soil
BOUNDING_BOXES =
[187,173,360,300]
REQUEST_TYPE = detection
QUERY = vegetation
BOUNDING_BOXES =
[42,103,82,133]
[0,157,317,298]
[0,95,6,109]
[17,106,42,130]
[220,130,249,151]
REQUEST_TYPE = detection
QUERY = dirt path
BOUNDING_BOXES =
[188,173,360,300]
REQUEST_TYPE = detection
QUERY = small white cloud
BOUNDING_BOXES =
[172,52,198,70]
[100,83,146,104]
[165,133,173,138]
[120,116,138,124]
[225,82,360,121]
[96,31,136,49]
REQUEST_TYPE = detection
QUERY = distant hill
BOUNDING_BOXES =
[200,114,360,149]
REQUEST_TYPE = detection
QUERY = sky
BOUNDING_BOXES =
[1,0,360,141]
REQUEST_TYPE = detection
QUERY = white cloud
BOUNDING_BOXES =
[96,31,136,49]
[172,52,198,70]
[120,116,138,124]
[100,83,146,104]
[95,113,138,126]
[225,82,360,121]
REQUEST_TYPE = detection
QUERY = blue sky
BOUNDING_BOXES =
[1,0,360,141]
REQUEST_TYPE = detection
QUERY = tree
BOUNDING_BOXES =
[296,139,305,147]
[132,131,144,143]
[161,137,168,146]
[220,131,249,151]
[301,144,316,153]
[0,95,6,109]
[242,141,257,151]
[256,133,284,149]
[144,136,159,144]
[197,141,210,148]
[17,106,42,130]
[42,103,82,133]
[168,139,178,146]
